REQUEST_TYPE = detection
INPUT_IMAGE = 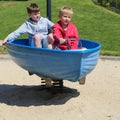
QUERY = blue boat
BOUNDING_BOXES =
[6,39,101,84]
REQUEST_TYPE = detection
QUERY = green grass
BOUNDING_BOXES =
[0,0,120,55]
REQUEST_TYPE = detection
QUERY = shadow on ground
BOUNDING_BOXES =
[0,84,80,106]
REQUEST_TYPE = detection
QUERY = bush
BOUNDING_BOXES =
[92,0,120,13]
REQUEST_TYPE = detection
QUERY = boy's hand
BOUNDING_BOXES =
[1,41,7,48]
[59,38,66,44]
[2,37,9,47]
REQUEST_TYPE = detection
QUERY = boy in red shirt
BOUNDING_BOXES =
[52,6,79,50]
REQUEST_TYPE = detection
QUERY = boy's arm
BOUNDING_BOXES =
[74,26,79,39]
[4,22,29,43]
[52,25,62,39]
[2,22,28,46]
[7,23,28,40]
[52,25,66,44]
[46,18,54,29]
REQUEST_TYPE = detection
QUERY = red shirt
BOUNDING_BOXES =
[52,21,79,50]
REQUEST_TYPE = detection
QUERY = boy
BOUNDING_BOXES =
[2,3,54,49]
[52,6,79,50]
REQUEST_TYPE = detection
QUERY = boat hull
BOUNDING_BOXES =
[6,39,101,82]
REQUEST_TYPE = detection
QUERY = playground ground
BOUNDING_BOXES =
[0,54,120,120]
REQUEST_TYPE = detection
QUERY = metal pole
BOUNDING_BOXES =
[46,0,51,20]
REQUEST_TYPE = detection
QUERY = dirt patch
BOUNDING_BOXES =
[0,58,120,120]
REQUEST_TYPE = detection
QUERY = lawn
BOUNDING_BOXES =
[0,0,120,55]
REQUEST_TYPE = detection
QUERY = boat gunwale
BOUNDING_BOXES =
[6,39,101,54]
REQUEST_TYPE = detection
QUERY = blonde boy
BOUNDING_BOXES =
[52,6,79,50]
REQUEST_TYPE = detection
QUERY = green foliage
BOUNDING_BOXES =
[93,0,120,13]
[0,0,120,56]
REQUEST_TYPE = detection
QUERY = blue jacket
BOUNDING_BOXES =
[7,17,54,45]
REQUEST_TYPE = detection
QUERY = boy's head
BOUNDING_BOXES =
[59,6,73,26]
[27,3,40,22]
[59,6,73,17]
[27,3,40,14]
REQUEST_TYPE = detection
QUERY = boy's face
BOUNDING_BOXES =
[59,13,72,26]
[28,12,40,22]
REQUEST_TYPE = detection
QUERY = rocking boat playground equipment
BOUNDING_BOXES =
[5,38,101,88]
[4,1,101,89]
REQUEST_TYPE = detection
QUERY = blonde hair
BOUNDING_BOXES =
[59,6,73,16]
